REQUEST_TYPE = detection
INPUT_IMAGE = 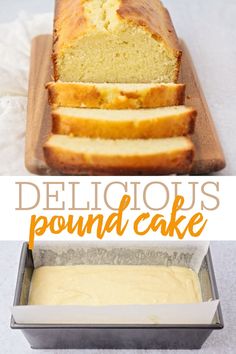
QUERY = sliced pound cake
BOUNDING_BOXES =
[52,106,196,139]
[43,136,194,175]
[47,82,185,109]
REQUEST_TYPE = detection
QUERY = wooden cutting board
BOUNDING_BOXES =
[25,35,225,175]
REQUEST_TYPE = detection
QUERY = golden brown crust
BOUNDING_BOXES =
[47,82,101,108]
[163,8,182,82]
[117,1,182,61]
[46,82,186,109]
[43,138,194,176]
[51,108,196,139]
[53,0,88,80]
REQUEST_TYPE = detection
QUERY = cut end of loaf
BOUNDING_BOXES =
[44,136,195,175]
[53,0,181,83]
[56,30,180,83]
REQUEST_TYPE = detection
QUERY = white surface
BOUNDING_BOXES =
[0,241,235,353]
[0,0,235,175]
[0,0,54,23]
[165,0,236,176]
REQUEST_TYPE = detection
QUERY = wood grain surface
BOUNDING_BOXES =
[25,35,225,175]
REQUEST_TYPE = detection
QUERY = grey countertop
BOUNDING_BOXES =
[0,241,235,354]
[0,0,236,175]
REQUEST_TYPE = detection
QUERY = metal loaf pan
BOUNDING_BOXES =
[11,242,224,350]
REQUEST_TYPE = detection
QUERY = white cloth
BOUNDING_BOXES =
[0,12,52,176]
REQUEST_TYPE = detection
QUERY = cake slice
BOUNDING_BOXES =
[47,82,185,109]
[43,136,194,175]
[52,106,196,139]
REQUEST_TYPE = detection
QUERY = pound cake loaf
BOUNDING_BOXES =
[53,0,182,83]
[47,82,186,109]
[52,106,197,139]
[43,136,194,175]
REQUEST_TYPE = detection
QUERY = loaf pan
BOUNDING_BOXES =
[11,242,224,350]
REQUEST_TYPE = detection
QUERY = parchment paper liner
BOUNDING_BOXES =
[12,241,219,325]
